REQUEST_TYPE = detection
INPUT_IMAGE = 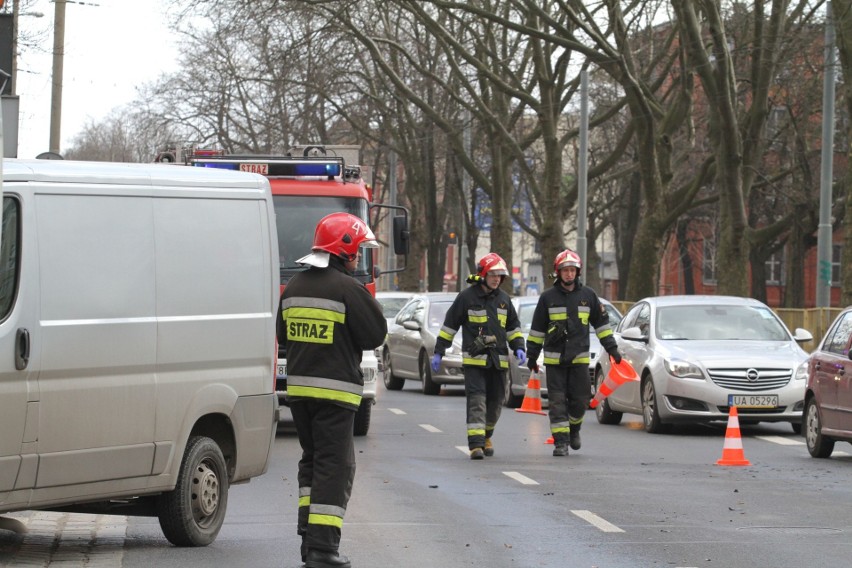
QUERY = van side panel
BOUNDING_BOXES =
[152,196,273,445]
[35,192,157,486]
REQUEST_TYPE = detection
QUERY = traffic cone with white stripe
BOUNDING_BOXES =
[716,406,751,466]
[590,356,638,409]
[515,371,547,416]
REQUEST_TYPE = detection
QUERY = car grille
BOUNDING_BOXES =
[706,367,792,391]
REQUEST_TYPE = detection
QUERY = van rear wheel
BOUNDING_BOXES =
[157,436,229,546]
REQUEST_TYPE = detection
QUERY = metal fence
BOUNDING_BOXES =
[609,302,843,353]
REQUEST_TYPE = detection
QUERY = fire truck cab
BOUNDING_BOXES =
[186,146,409,435]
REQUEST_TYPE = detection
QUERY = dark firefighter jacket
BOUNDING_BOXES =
[434,283,525,370]
[526,280,618,367]
[277,258,387,411]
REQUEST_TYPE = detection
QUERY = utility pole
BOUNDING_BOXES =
[816,1,836,308]
[49,0,66,154]
[576,69,589,265]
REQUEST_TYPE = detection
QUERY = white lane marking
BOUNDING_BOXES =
[419,424,442,433]
[503,471,539,485]
[456,445,470,455]
[571,509,625,533]
[834,451,851,457]
[388,408,406,415]
[755,435,804,446]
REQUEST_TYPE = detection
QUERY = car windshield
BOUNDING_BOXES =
[378,297,410,320]
[656,305,790,341]
[273,195,372,282]
[428,301,453,331]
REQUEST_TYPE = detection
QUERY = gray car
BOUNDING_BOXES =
[506,295,623,408]
[595,295,813,433]
[382,293,464,395]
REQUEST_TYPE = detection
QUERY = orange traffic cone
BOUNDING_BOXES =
[716,406,751,466]
[589,356,639,409]
[515,372,547,416]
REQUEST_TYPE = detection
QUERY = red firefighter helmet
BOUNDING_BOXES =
[554,249,582,274]
[312,212,379,261]
[477,252,509,278]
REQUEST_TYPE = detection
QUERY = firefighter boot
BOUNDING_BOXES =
[470,447,485,460]
[552,433,569,457]
[305,549,352,568]
[569,422,582,451]
[484,438,494,457]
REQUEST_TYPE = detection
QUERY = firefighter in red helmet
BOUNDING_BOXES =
[525,249,621,457]
[432,252,526,459]
[277,212,387,568]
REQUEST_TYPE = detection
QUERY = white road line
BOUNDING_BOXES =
[455,445,469,455]
[503,471,539,485]
[755,435,805,446]
[419,424,442,433]
[388,408,406,415]
[834,451,851,457]
[571,509,625,533]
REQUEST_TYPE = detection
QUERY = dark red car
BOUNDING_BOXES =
[804,308,852,457]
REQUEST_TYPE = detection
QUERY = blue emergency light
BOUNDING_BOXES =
[190,156,343,178]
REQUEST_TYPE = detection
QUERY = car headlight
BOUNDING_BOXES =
[664,358,704,379]
[795,360,808,381]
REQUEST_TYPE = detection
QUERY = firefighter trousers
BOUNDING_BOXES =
[545,365,589,443]
[291,399,356,553]
[464,365,507,450]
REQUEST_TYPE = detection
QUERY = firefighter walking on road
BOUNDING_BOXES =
[526,249,621,457]
[432,253,526,460]
[277,213,387,568]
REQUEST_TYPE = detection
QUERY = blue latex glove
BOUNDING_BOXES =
[515,349,527,366]
[431,353,442,372]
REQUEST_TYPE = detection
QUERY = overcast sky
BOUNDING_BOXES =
[13,0,178,158]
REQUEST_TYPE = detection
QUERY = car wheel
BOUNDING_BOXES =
[805,397,835,458]
[594,368,622,425]
[382,348,405,390]
[504,381,524,408]
[419,351,441,395]
[354,399,372,436]
[156,436,228,546]
[641,376,668,434]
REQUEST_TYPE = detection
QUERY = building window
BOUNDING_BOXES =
[702,237,717,284]
[765,251,784,285]
[833,244,842,288]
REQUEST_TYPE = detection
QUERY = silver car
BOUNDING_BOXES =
[382,293,464,395]
[595,295,813,433]
[506,295,623,408]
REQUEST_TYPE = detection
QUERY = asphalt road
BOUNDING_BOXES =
[2,381,851,567]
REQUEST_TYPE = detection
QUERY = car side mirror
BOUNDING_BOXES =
[402,320,421,331]
[621,326,648,343]
[792,328,813,344]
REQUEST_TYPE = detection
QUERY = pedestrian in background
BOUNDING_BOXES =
[526,249,621,457]
[277,213,387,568]
[432,253,526,460]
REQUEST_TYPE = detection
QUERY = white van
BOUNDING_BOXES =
[0,159,279,546]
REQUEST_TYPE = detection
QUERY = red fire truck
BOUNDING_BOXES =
[180,145,409,435]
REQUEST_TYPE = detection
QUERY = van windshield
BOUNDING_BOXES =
[273,195,372,282]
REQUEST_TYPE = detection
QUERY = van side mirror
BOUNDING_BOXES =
[793,328,813,344]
